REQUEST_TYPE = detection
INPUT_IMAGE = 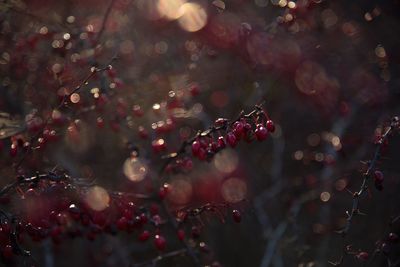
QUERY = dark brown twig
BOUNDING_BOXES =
[330,116,399,266]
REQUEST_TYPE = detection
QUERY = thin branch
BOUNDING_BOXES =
[94,0,115,45]
[131,248,187,267]
[159,102,267,173]
[13,57,117,171]
[330,116,399,266]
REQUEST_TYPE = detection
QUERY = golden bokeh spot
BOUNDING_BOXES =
[213,148,238,174]
[123,157,148,182]
[221,178,247,203]
[85,186,110,211]
[70,93,80,104]
[168,178,193,205]
[178,3,207,32]
[320,191,331,202]
[157,0,186,20]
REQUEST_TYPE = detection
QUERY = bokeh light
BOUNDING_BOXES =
[85,186,110,211]
[320,191,331,202]
[213,148,239,174]
[168,178,193,205]
[157,0,186,20]
[221,178,247,203]
[123,157,148,182]
[178,3,207,32]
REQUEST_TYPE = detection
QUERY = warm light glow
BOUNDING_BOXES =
[85,186,110,211]
[221,178,247,203]
[123,157,148,182]
[320,191,331,202]
[213,149,238,174]
[70,93,80,104]
[168,178,193,205]
[178,3,207,32]
[157,0,186,20]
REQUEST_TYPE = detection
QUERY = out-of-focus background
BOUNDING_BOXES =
[1,0,400,266]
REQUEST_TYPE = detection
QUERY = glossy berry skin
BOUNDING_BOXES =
[217,136,226,149]
[388,232,399,243]
[381,242,390,254]
[192,140,201,156]
[158,186,169,200]
[152,139,166,153]
[255,124,268,141]
[139,230,150,242]
[154,234,166,251]
[233,121,245,138]
[356,252,369,261]
[197,148,207,161]
[116,217,128,230]
[10,144,17,157]
[226,132,238,147]
[191,226,201,238]
[177,229,185,241]
[266,120,275,132]
[374,170,384,183]
[232,210,241,223]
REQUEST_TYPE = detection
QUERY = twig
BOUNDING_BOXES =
[131,248,187,267]
[94,0,115,45]
[13,57,117,171]
[159,102,267,173]
[330,116,399,266]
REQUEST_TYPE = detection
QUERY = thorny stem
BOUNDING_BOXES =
[145,102,268,266]
[159,101,267,174]
[131,248,187,267]
[329,117,399,266]
[12,56,117,171]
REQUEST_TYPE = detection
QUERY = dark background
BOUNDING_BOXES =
[1,0,400,266]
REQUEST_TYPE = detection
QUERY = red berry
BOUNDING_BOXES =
[217,136,226,149]
[158,186,169,200]
[154,234,166,250]
[255,124,268,141]
[191,226,201,238]
[150,204,159,215]
[356,252,369,261]
[139,213,148,224]
[214,118,227,126]
[133,105,144,117]
[189,83,200,96]
[152,139,166,153]
[177,229,185,241]
[2,244,13,260]
[266,120,275,132]
[24,188,37,198]
[232,210,242,223]
[138,126,148,139]
[226,132,237,147]
[197,147,207,160]
[10,143,17,157]
[139,230,150,242]
[117,217,128,230]
[388,232,399,243]
[96,117,105,128]
[374,170,384,183]
[381,242,390,254]
[233,121,244,138]
[192,140,201,156]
